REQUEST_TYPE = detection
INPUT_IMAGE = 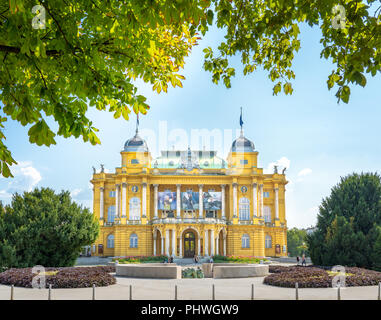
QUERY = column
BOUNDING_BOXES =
[165,230,170,256]
[99,187,104,219]
[153,184,158,218]
[179,234,183,257]
[161,235,164,255]
[216,234,219,256]
[253,183,258,217]
[211,229,215,256]
[176,184,181,218]
[233,183,238,217]
[204,229,209,256]
[275,187,279,219]
[153,232,157,255]
[198,236,201,255]
[142,183,147,217]
[223,236,226,256]
[221,184,226,219]
[199,184,203,218]
[122,183,127,217]
[115,184,120,217]
[260,184,264,217]
[172,229,176,257]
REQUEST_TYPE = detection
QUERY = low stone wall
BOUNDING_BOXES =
[202,263,269,278]
[116,263,182,279]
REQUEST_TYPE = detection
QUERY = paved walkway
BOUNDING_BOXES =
[0,275,379,300]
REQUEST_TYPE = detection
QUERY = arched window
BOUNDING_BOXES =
[242,234,250,248]
[265,235,272,248]
[130,233,138,248]
[107,205,115,222]
[129,197,141,220]
[264,206,272,223]
[107,234,114,248]
[239,197,250,220]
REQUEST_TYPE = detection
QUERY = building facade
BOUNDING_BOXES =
[91,127,288,258]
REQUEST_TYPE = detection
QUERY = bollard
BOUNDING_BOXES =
[212,284,215,300]
[378,282,380,301]
[295,282,299,300]
[48,284,52,300]
[130,284,132,300]
[175,285,177,300]
[251,284,254,300]
[10,285,14,300]
[92,284,95,300]
[337,284,341,300]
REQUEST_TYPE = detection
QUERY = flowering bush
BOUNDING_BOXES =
[213,255,266,264]
[0,266,116,288]
[264,265,381,288]
[113,255,167,264]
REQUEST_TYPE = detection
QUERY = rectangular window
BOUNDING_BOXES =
[240,159,248,165]
[109,191,116,198]
[263,191,270,198]
[131,159,139,164]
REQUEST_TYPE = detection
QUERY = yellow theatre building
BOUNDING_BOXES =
[90,125,288,259]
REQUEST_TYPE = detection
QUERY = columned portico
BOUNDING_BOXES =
[153,184,158,218]
[161,236,164,255]
[216,233,219,255]
[204,229,209,256]
[122,183,127,217]
[142,183,147,217]
[176,184,181,218]
[99,187,104,219]
[115,184,120,217]
[179,234,183,257]
[153,231,157,255]
[211,229,215,256]
[253,183,258,217]
[165,230,170,256]
[275,187,279,219]
[171,229,176,257]
[233,183,238,217]
[221,184,226,219]
[199,184,203,218]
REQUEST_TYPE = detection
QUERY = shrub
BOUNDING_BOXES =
[264,265,381,288]
[113,255,167,264]
[0,266,116,288]
[213,255,266,264]
[182,267,204,279]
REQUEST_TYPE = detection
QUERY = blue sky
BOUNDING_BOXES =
[1,23,380,229]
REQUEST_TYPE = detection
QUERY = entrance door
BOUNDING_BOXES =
[184,231,196,258]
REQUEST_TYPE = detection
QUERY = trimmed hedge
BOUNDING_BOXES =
[213,255,266,264]
[264,265,381,288]
[112,255,167,264]
[0,266,116,288]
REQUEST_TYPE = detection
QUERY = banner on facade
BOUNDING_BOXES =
[158,191,177,210]
[181,191,199,210]
[203,191,222,210]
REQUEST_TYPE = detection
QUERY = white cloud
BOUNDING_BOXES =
[298,168,312,177]
[0,161,42,202]
[70,188,82,197]
[264,156,291,174]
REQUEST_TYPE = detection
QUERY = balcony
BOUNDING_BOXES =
[150,217,227,225]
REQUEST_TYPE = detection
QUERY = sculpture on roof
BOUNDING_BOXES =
[274,165,278,174]
[282,167,287,175]
[100,164,104,173]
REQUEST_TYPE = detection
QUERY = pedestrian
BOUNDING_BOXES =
[296,256,300,266]
[301,254,306,267]
[210,257,213,263]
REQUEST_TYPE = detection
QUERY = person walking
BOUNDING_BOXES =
[301,254,306,267]
[296,256,300,266]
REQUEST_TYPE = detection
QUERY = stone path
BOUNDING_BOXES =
[0,275,379,300]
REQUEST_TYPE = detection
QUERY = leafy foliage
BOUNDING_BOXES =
[264,265,381,288]
[287,227,308,257]
[307,172,381,269]
[0,266,116,288]
[0,187,99,268]
[182,267,204,278]
[0,1,380,176]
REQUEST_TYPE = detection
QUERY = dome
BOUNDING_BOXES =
[231,132,255,153]
[123,132,149,152]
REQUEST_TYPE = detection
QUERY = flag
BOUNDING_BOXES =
[239,108,243,128]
